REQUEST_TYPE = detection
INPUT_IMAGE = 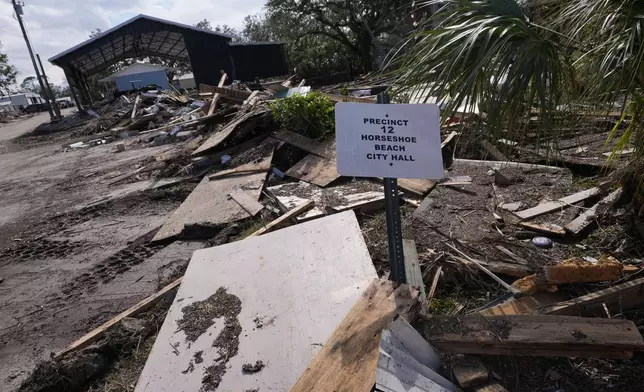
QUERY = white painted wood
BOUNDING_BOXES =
[565,188,623,235]
[515,187,601,221]
[388,317,441,370]
[377,354,452,392]
[135,211,377,392]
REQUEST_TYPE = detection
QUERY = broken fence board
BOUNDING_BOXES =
[403,240,426,310]
[565,188,623,235]
[54,277,183,360]
[542,276,644,316]
[289,279,420,392]
[250,200,315,236]
[515,187,601,221]
[420,315,644,358]
[229,189,264,216]
[136,211,378,392]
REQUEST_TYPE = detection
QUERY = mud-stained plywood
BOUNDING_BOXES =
[286,139,340,187]
[135,211,377,392]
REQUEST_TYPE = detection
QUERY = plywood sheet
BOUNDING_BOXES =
[192,108,267,155]
[136,211,377,392]
[286,139,340,187]
[151,158,270,242]
[398,179,436,196]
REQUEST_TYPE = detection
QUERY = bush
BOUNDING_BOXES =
[269,92,335,140]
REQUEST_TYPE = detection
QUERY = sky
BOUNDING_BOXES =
[0,0,266,87]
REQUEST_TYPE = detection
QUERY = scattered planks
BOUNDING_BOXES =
[565,188,623,235]
[192,107,269,155]
[249,200,315,237]
[229,189,264,216]
[419,315,644,359]
[272,129,331,158]
[289,279,420,392]
[514,187,602,221]
[54,277,183,360]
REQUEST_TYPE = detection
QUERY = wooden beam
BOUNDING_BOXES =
[565,188,623,235]
[229,189,264,216]
[542,276,644,316]
[427,266,442,303]
[289,279,420,392]
[131,95,141,119]
[206,72,228,116]
[250,200,315,237]
[450,256,532,278]
[419,315,644,359]
[515,187,601,221]
[54,277,183,360]
[403,240,426,309]
[518,222,566,236]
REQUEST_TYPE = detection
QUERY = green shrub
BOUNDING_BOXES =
[269,91,335,140]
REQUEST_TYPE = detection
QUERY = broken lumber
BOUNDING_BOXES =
[397,179,436,196]
[272,129,330,158]
[454,159,563,173]
[192,108,268,155]
[289,279,420,392]
[285,139,340,187]
[450,256,532,278]
[403,240,426,309]
[54,277,183,360]
[452,357,488,388]
[206,72,228,116]
[518,222,566,236]
[250,200,315,237]
[478,292,565,316]
[515,187,601,221]
[542,276,644,316]
[565,188,623,235]
[131,95,141,119]
[480,140,508,161]
[229,189,264,216]
[419,315,644,358]
[427,266,442,302]
[544,256,622,284]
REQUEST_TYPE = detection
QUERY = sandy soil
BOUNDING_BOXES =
[0,115,202,390]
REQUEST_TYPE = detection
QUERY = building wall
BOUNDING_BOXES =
[114,70,170,91]
[230,44,288,81]
[184,34,234,87]
[0,94,43,108]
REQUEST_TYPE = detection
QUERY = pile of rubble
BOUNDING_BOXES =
[23,75,644,392]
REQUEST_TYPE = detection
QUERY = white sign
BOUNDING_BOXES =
[335,102,444,179]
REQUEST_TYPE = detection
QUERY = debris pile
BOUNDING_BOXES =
[13,73,644,392]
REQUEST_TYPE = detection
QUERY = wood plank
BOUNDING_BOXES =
[519,222,566,236]
[398,179,436,196]
[206,73,228,116]
[272,130,330,158]
[386,317,441,371]
[450,256,533,278]
[515,187,601,221]
[447,244,521,295]
[131,95,141,119]
[192,108,268,155]
[420,315,644,358]
[285,139,340,187]
[377,354,452,392]
[136,211,378,392]
[495,246,529,265]
[427,266,442,302]
[478,292,565,316]
[152,154,271,242]
[200,84,253,102]
[404,240,426,309]
[250,200,315,237]
[480,140,508,161]
[289,279,420,392]
[441,131,458,149]
[54,277,183,360]
[565,188,623,235]
[229,189,264,216]
[542,276,644,316]
[452,357,488,388]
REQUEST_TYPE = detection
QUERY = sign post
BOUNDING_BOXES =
[335,92,443,283]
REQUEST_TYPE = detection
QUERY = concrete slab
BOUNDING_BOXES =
[135,211,377,392]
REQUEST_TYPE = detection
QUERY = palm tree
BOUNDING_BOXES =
[392,0,644,163]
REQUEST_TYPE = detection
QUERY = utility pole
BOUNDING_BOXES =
[11,0,55,120]
[37,54,61,118]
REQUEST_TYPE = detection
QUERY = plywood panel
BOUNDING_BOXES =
[136,211,377,392]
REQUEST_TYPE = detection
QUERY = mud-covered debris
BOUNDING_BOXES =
[242,360,265,374]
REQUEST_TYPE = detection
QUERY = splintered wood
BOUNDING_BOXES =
[289,280,420,392]
[420,315,644,358]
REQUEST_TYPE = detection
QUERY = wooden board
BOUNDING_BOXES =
[272,129,330,158]
[565,188,622,235]
[519,222,566,236]
[449,256,533,278]
[478,292,565,316]
[480,140,508,161]
[290,279,420,392]
[515,187,601,221]
[285,139,340,187]
[249,200,314,236]
[151,155,271,242]
[452,357,488,388]
[403,240,426,309]
[398,178,436,196]
[54,277,183,360]
[229,189,264,216]
[192,108,267,155]
[542,276,644,316]
[135,211,378,392]
[420,315,644,358]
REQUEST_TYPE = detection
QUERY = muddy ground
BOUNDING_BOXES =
[0,114,207,390]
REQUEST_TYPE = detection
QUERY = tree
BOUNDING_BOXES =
[266,0,413,72]
[20,76,39,93]
[194,19,212,31]
[0,41,18,96]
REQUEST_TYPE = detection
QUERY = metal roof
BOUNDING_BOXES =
[49,14,232,76]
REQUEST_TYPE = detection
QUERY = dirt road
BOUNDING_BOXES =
[0,108,75,142]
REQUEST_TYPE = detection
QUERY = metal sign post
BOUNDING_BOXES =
[377,91,406,284]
